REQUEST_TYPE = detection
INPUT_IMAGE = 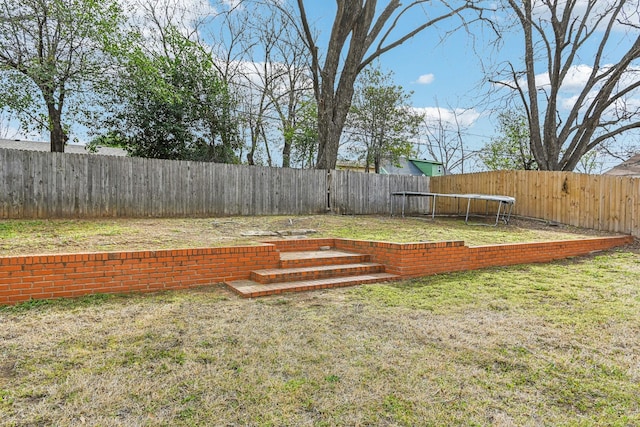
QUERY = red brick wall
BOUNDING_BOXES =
[0,235,634,305]
[0,245,280,305]
[271,235,634,278]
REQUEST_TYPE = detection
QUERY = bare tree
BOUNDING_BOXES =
[241,87,273,166]
[200,3,252,162]
[242,5,314,167]
[491,0,640,171]
[129,0,213,46]
[264,13,314,168]
[418,104,478,174]
[237,9,278,166]
[294,0,484,169]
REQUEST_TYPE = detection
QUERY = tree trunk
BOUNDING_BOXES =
[247,147,256,165]
[47,103,66,153]
[247,123,259,165]
[282,133,292,168]
[316,82,355,170]
[316,116,343,170]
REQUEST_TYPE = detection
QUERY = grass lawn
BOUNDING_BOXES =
[0,216,638,425]
[0,214,617,256]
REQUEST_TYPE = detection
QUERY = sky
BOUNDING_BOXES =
[3,0,639,172]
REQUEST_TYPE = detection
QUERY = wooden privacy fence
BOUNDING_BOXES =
[0,149,430,218]
[330,170,430,215]
[4,149,638,237]
[431,171,640,237]
[0,150,327,217]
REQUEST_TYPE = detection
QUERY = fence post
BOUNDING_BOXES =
[326,169,333,212]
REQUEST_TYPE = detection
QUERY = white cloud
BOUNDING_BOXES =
[561,64,594,91]
[120,0,220,41]
[413,107,481,127]
[560,94,581,110]
[543,64,640,111]
[561,87,640,117]
[416,74,435,85]
[533,64,595,92]
[500,63,638,98]
[223,0,243,8]
[227,59,312,92]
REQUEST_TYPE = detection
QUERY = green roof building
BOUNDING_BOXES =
[380,158,445,176]
[408,159,444,176]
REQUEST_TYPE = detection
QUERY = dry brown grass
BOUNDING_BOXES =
[1,248,639,426]
[0,214,615,256]
[1,215,637,425]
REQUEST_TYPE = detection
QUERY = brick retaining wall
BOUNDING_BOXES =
[271,235,635,278]
[0,235,634,305]
[0,245,280,305]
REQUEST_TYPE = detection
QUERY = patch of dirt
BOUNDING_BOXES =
[0,361,16,383]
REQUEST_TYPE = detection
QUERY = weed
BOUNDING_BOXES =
[324,374,340,383]
[282,378,307,392]
[382,394,416,426]
[0,389,14,406]
[177,407,194,420]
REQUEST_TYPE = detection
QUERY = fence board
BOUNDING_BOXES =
[631,178,640,236]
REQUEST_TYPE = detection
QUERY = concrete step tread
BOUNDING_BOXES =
[226,273,399,298]
[279,250,362,261]
[279,250,370,268]
[252,262,382,276]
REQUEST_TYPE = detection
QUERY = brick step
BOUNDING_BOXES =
[225,273,399,298]
[279,250,370,268]
[250,262,385,284]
